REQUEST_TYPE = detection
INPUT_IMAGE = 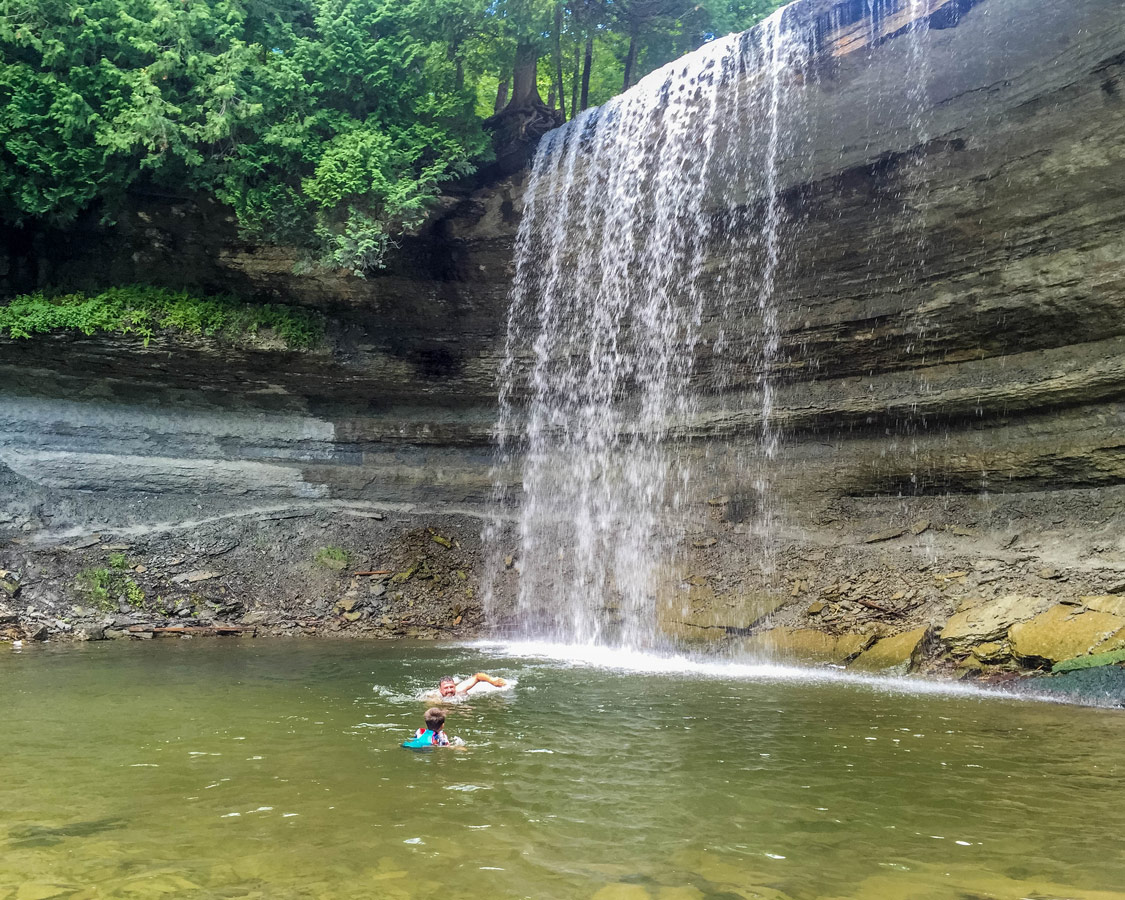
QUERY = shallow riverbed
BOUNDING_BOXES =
[2,639,1123,899]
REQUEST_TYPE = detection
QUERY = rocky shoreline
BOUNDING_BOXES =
[0,508,502,645]
[3,493,1124,706]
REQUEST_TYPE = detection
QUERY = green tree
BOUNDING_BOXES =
[0,0,488,274]
[0,0,786,276]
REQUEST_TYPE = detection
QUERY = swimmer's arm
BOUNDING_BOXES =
[456,672,507,692]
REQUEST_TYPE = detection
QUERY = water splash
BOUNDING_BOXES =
[470,640,1065,706]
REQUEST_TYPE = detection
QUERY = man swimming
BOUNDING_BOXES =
[437,672,506,697]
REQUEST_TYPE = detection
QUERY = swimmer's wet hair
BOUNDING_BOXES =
[438,675,456,686]
[424,708,446,731]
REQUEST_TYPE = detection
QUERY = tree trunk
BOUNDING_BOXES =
[623,30,638,91]
[494,76,510,113]
[554,2,567,120]
[508,40,543,109]
[571,41,580,117]
[580,32,594,110]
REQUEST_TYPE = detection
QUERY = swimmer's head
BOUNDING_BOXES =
[424,707,446,731]
[438,676,457,697]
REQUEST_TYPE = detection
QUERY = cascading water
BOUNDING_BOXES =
[486,0,936,649]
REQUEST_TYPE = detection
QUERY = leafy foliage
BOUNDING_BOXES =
[0,285,325,348]
[1,0,786,273]
[77,566,145,612]
[314,546,352,568]
[0,0,488,273]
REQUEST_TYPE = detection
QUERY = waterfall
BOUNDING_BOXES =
[487,0,934,648]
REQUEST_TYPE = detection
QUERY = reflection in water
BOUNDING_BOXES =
[1,640,1123,900]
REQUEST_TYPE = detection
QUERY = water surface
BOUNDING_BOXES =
[2,639,1123,899]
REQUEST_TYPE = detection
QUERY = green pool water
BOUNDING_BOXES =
[2,639,1123,900]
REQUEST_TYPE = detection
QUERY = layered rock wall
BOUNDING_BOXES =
[2,0,1124,669]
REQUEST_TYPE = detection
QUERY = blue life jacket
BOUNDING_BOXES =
[402,729,439,749]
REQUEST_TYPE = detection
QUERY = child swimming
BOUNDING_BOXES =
[402,707,453,749]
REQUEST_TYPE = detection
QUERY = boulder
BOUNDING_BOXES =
[0,571,20,598]
[743,627,875,664]
[972,641,1011,664]
[335,594,367,616]
[849,626,931,675]
[940,594,1048,653]
[656,577,787,642]
[1075,595,1125,618]
[1009,604,1125,666]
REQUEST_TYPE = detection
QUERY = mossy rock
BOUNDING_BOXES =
[1052,648,1125,673]
[1076,595,1125,617]
[1033,665,1125,706]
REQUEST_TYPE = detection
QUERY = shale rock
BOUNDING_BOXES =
[1008,604,1125,667]
[972,641,1012,664]
[849,626,930,675]
[172,570,220,585]
[335,596,362,614]
[1076,595,1125,617]
[742,628,874,665]
[0,572,20,597]
[940,595,1048,653]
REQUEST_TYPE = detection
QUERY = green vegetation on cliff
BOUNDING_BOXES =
[0,286,324,349]
[0,0,783,274]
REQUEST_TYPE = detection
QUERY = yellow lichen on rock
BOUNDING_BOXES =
[742,628,874,664]
[940,594,1048,652]
[849,626,930,674]
[1008,604,1125,665]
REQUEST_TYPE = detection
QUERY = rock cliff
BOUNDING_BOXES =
[2,0,1124,680]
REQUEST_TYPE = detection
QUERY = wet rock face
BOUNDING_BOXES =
[1,0,1124,654]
